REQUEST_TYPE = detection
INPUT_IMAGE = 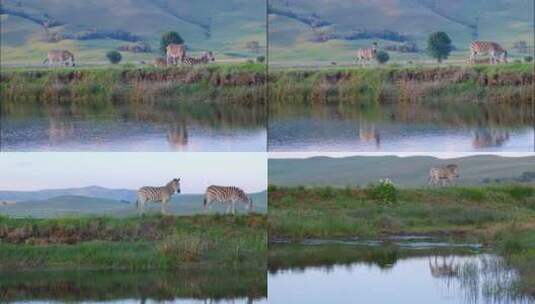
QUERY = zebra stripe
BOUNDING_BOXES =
[356,42,378,64]
[469,41,508,64]
[136,178,181,214]
[203,185,253,214]
[428,165,459,187]
[182,52,215,65]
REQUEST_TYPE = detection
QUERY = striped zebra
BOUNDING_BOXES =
[43,50,75,67]
[203,185,253,215]
[469,41,508,64]
[166,43,186,65]
[428,164,460,187]
[136,178,181,214]
[182,52,215,65]
[356,42,378,65]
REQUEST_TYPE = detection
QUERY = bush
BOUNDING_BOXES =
[376,51,390,64]
[106,50,122,64]
[160,31,184,54]
[256,56,265,63]
[368,179,398,204]
[524,56,533,63]
[426,31,452,63]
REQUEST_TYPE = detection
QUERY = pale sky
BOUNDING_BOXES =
[269,152,535,159]
[0,153,267,193]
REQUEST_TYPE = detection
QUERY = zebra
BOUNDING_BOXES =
[182,52,215,65]
[203,185,253,215]
[428,164,460,187]
[136,178,181,214]
[166,43,186,65]
[469,41,508,64]
[43,50,75,67]
[356,42,378,65]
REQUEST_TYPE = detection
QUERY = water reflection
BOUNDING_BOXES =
[0,269,267,303]
[269,102,534,152]
[268,244,532,304]
[1,101,266,151]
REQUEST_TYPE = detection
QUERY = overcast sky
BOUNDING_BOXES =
[0,153,267,193]
[269,152,534,159]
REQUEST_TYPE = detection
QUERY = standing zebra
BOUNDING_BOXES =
[469,41,508,64]
[182,52,215,65]
[43,50,76,67]
[356,42,378,65]
[203,185,253,215]
[166,44,186,65]
[136,178,181,214]
[428,164,460,187]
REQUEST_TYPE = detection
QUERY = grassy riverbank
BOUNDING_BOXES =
[269,63,533,104]
[0,63,266,103]
[269,184,535,296]
[0,214,267,271]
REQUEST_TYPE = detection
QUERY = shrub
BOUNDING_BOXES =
[158,233,207,263]
[376,51,390,64]
[426,31,452,63]
[160,31,184,54]
[106,50,122,64]
[256,56,265,63]
[524,56,533,63]
[368,179,398,204]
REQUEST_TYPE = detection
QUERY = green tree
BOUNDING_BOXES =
[160,31,184,54]
[106,50,122,64]
[376,51,390,64]
[427,31,452,63]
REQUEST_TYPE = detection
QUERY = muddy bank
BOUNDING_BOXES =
[270,64,534,103]
[0,64,266,103]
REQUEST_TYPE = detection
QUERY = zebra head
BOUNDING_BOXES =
[168,178,181,193]
[446,164,460,178]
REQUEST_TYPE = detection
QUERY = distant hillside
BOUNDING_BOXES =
[0,191,267,218]
[0,186,135,202]
[0,0,266,65]
[269,155,535,187]
[268,0,534,65]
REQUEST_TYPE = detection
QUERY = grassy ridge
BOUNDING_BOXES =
[269,63,534,103]
[0,63,266,103]
[0,214,267,271]
[269,185,535,296]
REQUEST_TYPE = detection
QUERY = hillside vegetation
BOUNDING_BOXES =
[268,155,535,187]
[1,0,266,66]
[269,0,534,65]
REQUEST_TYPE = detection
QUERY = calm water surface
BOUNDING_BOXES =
[1,269,267,303]
[269,103,534,152]
[1,101,266,151]
[268,243,533,304]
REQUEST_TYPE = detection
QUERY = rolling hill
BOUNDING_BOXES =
[0,0,266,66]
[268,155,535,187]
[268,0,534,65]
[0,190,267,218]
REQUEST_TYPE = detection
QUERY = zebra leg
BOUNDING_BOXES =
[161,199,167,215]
[232,200,236,215]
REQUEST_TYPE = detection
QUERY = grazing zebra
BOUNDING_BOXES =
[182,52,215,65]
[203,185,253,215]
[136,178,181,214]
[356,42,378,65]
[43,50,75,67]
[166,43,186,65]
[428,164,460,187]
[469,41,508,64]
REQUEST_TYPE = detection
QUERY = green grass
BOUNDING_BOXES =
[0,63,266,103]
[268,185,535,240]
[0,214,267,271]
[269,63,533,104]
